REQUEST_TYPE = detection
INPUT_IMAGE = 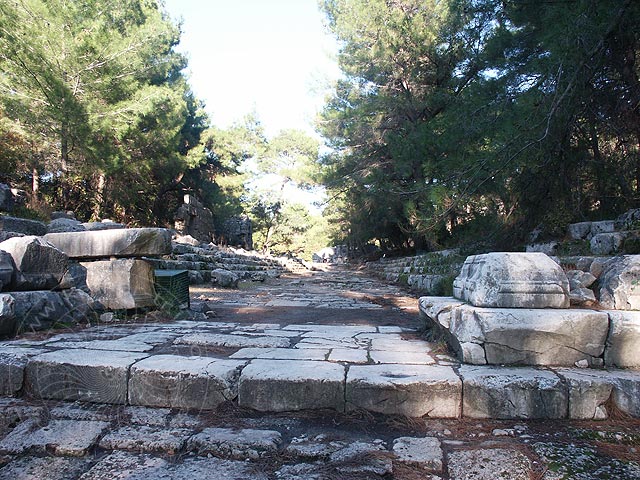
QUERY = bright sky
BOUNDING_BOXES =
[162,0,341,138]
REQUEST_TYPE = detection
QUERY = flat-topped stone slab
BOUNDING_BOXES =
[186,427,282,459]
[0,347,46,395]
[346,364,461,417]
[44,228,172,259]
[453,252,570,308]
[25,349,148,404]
[238,360,345,412]
[460,366,567,419]
[175,333,290,348]
[420,297,608,366]
[230,347,328,361]
[605,311,640,367]
[597,255,640,310]
[128,355,246,410]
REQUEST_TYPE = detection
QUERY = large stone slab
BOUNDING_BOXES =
[175,332,290,348]
[605,311,640,367]
[186,427,282,459]
[453,252,569,308]
[81,259,156,310]
[25,349,148,404]
[0,236,68,290]
[460,366,568,419]
[0,456,91,480]
[0,347,46,395]
[392,436,443,471]
[420,298,608,366]
[346,364,461,417]
[447,448,532,480]
[12,289,96,331]
[597,255,640,310]
[0,215,47,236]
[44,227,172,259]
[128,355,245,410]
[99,425,192,454]
[238,360,345,412]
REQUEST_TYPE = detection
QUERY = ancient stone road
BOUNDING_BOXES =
[0,266,638,478]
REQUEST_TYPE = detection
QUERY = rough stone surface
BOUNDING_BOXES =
[567,222,592,240]
[47,218,86,233]
[569,287,597,306]
[460,366,568,419]
[566,269,597,289]
[0,184,14,212]
[453,252,570,308]
[525,242,558,255]
[0,293,16,336]
[81,221,125,231]
[591,232,627,255]
[44,228,172,259]
[393,436,443,471]
[0,216,47,236]
[78,451,169,480]
[598,255,640,310]
[0,348,45,394]
[99,425,191,454]
[609,370,640,417]
[0,250,15,290]
[330,441,393,476]
[221,215,253,250]
[616,208,640,230]
[12,289,96,331]
[25,349,148,404]
[0,419,109,456]
[555,369,613,420]
[447,448,532,480]
[175,332,290,348]
[0,236,68,290]
[81,259,156,310]
[174,194,215,243]
[0,456,91,480]
[128,355,245,409]
[346,364,461,417]
[238,359,345,412]
[211,268,240,288]
[186,427,281,459]
[605,311,640,367]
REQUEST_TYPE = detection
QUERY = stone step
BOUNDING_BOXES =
[3,337,639,420]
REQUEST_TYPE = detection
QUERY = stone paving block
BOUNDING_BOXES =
[460,366,568,419]
[50,338,155,352]
[0,456,91,480]
[392,436,443,471]
[230,347,328,360]
[285,435,346,459]
[369,337,433,354]
[238,359,345,412]
[296,337,367,350]
[170,457,268,480]
[25,349,148,404]
[346,364,462,417]
[78,451,169,480]
[49,403,114,422]
[283,324,377,334]
[186,427,282,459]
[129,355,246,410]
[447,448,532,480]
[174,332,290,348]
[0,419,109,456]
[328,347,369,363]
[554,369,613,419]
[609,370,640,417]
[605,311,640,367]
[99,425,192,454]
[370,349,435,365]
[0,347,45,395]
[44,228,172,259]
[330,440,393,476]
[124,406,171,426]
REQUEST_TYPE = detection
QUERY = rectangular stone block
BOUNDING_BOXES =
[346,364,461,417]
[555,369,614,420]
[44,228,171,259]
[25,349,148,404]
[238,360,345,412]
[128,355,246,410]
[0,348,45,395]
[460,366,568,419]
[81,259,156,310]
[605,311,640,368]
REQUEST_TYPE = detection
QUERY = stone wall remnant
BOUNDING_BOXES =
[174,195,215,244]
[220,216,252,250]
[0,236,68,291]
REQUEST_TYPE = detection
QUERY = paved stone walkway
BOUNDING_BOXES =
[0,266,638,478]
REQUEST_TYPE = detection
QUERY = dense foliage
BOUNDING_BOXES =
[319,0,640,251]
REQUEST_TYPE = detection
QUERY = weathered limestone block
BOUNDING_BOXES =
[590,232,627,255]
[597,255,640,310]
[590,220,616,236]
[569,287,596,307]
[211,268,239,288]
[221,215,253,250]
[609,370,640,417]
[0,348,46,395]
[44,228,172,259]
[566,270,597,289]
[11,289,95,331]
[447,448,532,480]
[346,364,461,417]
[392,437,443,471]
[568,222,592,240]
[0,236,68,290]
[460,366,568,419]
[186,427,281,459]
[525,242,558,255]
[47,218,85,233]
[554,369,613,420]
[605,311,640,367]
[174,195,215,243]
[616,208,640,230]
[0,251,15,290]
[81,259,156,310]
[0,293,15,336]
[453,252,570,308]
[0,184,14,212]
[129,355,246,410]
[0,216,47,236]
[419,296,466,330]
[238,360,345,412]
[81,221,125,231]
[25,349,148,403]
